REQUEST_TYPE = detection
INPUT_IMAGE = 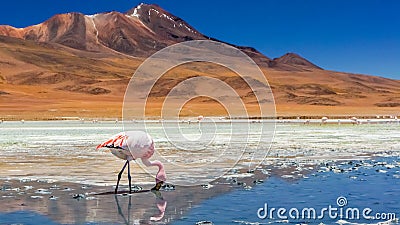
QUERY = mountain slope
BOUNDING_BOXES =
[0,4,276,66]
[0,3,399,119]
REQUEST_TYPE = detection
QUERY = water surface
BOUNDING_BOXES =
[0,121,399,224]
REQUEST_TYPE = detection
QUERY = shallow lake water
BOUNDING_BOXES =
[0,120,399,224]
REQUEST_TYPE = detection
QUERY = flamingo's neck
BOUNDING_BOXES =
[151,160,163,169]
[141,158,166,183]
[151,160,166,182]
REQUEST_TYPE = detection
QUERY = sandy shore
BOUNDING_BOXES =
[0,95,399,121]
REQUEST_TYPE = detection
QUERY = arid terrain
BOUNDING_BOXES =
[0,4,399,120]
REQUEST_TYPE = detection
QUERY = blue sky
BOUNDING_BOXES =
[1,0,399,79]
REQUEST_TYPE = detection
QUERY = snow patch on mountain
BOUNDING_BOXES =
[86,14,99,18]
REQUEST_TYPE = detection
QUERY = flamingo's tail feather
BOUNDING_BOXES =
[96,133,127,150]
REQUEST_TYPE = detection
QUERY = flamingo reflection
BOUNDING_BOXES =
[114,191,167,224]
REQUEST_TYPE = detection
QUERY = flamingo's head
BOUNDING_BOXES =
[155,161,167,183]
[156,169,167,183]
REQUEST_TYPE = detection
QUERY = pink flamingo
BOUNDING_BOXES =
[96,131,166,194]
[321,116,328,123]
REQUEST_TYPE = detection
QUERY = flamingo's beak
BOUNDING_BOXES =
[152,181,163,191]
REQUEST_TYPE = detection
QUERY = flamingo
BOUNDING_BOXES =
[350,116,358,125]
[321,116,328,124]
[96,131,166,194]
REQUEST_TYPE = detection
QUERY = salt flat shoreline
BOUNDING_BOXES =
[1,117,399,124]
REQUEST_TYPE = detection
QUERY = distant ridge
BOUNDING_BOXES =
[270,53,322,71]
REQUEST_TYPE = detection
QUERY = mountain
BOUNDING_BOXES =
[0,3,399,119]
[0,4,272,65]
[0,3,322,70]
[269,53,322,71]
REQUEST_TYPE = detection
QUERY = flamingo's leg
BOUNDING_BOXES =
[115,160,129,194]
[127,161,132,194]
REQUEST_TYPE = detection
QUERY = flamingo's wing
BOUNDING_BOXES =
[96,133,128,149]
